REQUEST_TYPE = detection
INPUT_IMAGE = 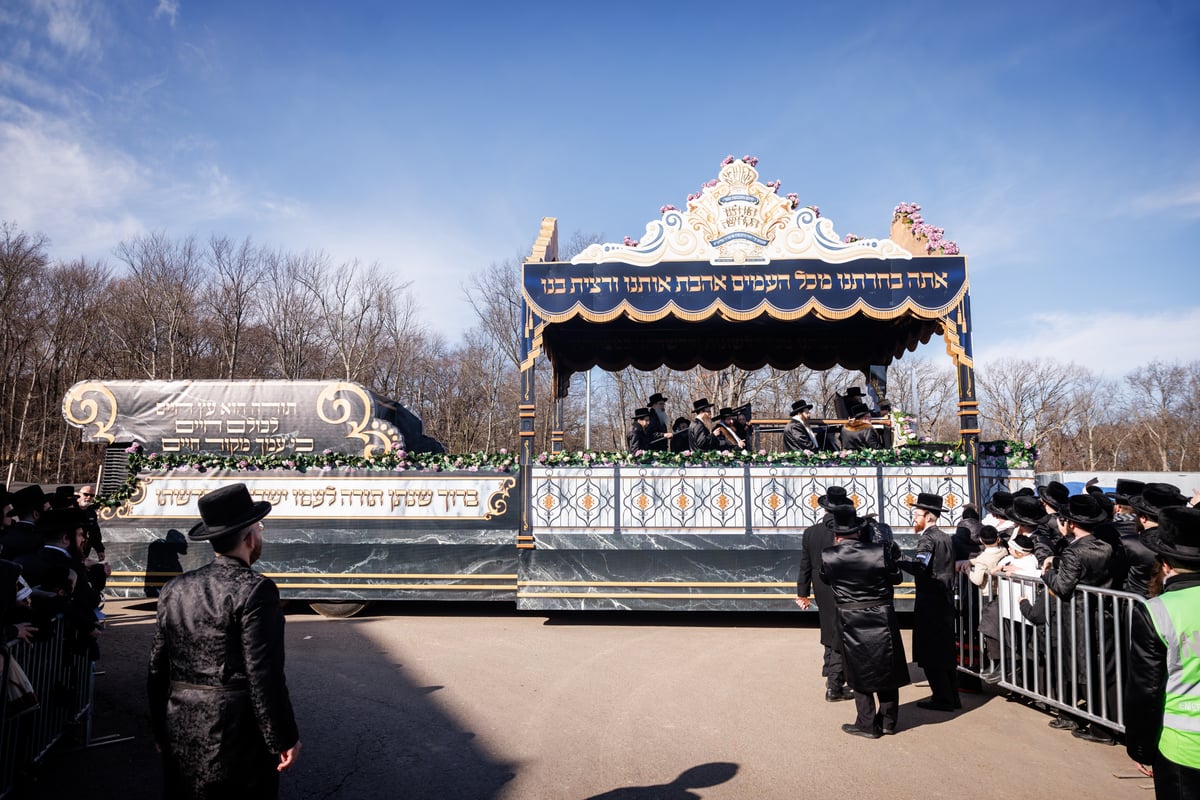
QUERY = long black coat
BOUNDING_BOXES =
[646,412,671,451]
[796,514,837,646]
[626,422,652,453]
[820,540,910,693]
[839,421,880,451]
[899,525,957,669]
[782,419,818,452]
[149,555,299,799]
[1043,533,1113,685]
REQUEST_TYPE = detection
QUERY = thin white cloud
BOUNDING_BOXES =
[1132,184,1200,218]
[975,308,1200,376]
[154,0,179,27]
[33,0,100,57]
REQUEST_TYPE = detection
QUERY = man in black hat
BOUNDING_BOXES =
[1009,494,1063,566]
[645,392,674,451]
[783,400,820,452]
[819,504,909,738]
[687,398,727,451]
[1,485,49,559]
[1124,483,1187,599]
[1042,493,1116,743]
[796,486,855,702]
[1038,480,1069,518]
[627,407,654,453]
[839,403,880,451]
[75,484,106,562]
[899,492,960,710]
[1125,506,1200,796]
[149,483,301,799]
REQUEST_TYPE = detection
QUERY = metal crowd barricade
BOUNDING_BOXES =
[0,615,96,799]
[955,572,1147,734]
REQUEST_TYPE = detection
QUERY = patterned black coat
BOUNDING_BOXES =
[148,555,299,799]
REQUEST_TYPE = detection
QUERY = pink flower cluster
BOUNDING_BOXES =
[660,204,678,213]
[765,179,782,193]
[785,192,799,208]
[623,235,639,247]
[843,233,864,243]
[893,202,960,255]
[721,154,759,167]
[807,205,820,218]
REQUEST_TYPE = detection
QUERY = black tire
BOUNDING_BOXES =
[309,601,370,618]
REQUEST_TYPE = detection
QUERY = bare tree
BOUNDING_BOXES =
[206,236,265,379]
[260,249,326,379]
[110,232,204,379]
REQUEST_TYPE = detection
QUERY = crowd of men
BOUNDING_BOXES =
[795,480,1200,799]
[626,389,893,454]
[1,483,109,669]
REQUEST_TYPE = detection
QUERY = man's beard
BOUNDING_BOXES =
[249,535,263,564]
[913,516,927,533]
[654,408,668,428]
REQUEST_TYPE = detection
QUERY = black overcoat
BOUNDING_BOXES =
[820,540,910,692]
[899,525,957,669]
[796,514,837,646]
[782,420,818,452]
[148,555,299,799]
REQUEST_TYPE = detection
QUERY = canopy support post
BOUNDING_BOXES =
[944,293,980,504]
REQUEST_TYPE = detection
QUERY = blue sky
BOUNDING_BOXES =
[2,0,1198,376]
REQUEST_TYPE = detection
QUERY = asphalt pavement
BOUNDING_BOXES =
[27,599,1148,799]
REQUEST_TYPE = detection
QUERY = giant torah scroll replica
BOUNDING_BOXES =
[517,157,993,610]
[62,380,519,606]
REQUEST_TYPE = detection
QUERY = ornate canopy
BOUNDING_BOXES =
[521,158,972,377]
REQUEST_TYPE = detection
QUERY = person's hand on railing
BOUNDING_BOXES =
[13,622,37,643]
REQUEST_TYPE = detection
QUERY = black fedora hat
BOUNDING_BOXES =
[692,398,713,413]
[984,490,1014,520]
[825,504,868,536]
[847,402,871,419]
[790,399,813,415]
[717,406,734,420]
[1108,478,1146,506]
[912,492,944,515]
[37,507,84,539]
[632,407,651,420]
[1058,494,1107,527]
[1037,481,1069,511]
[648,392,668,405]
[188,483,272,541]
[818,486,851,511]
[1130,483,1188,522]
[11,485,47,516]
[1008,495,1049,528]
[1143,506,1200,567]
[845,386,864,398]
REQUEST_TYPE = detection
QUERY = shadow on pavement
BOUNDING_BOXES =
[584,761,739,800]
[30,601,518,800]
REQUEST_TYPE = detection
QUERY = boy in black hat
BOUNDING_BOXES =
[899,492,960,710]
[1125,506,1200,795]
[627,407,654,453]
[149,483,301,798]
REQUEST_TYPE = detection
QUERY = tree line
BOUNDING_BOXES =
[2,221,1196,486]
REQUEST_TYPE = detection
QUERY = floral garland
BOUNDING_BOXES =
[893,202,960,255]
[98,441,1035,507]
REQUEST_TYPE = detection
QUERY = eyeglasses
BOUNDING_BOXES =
[77,493,94,498]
